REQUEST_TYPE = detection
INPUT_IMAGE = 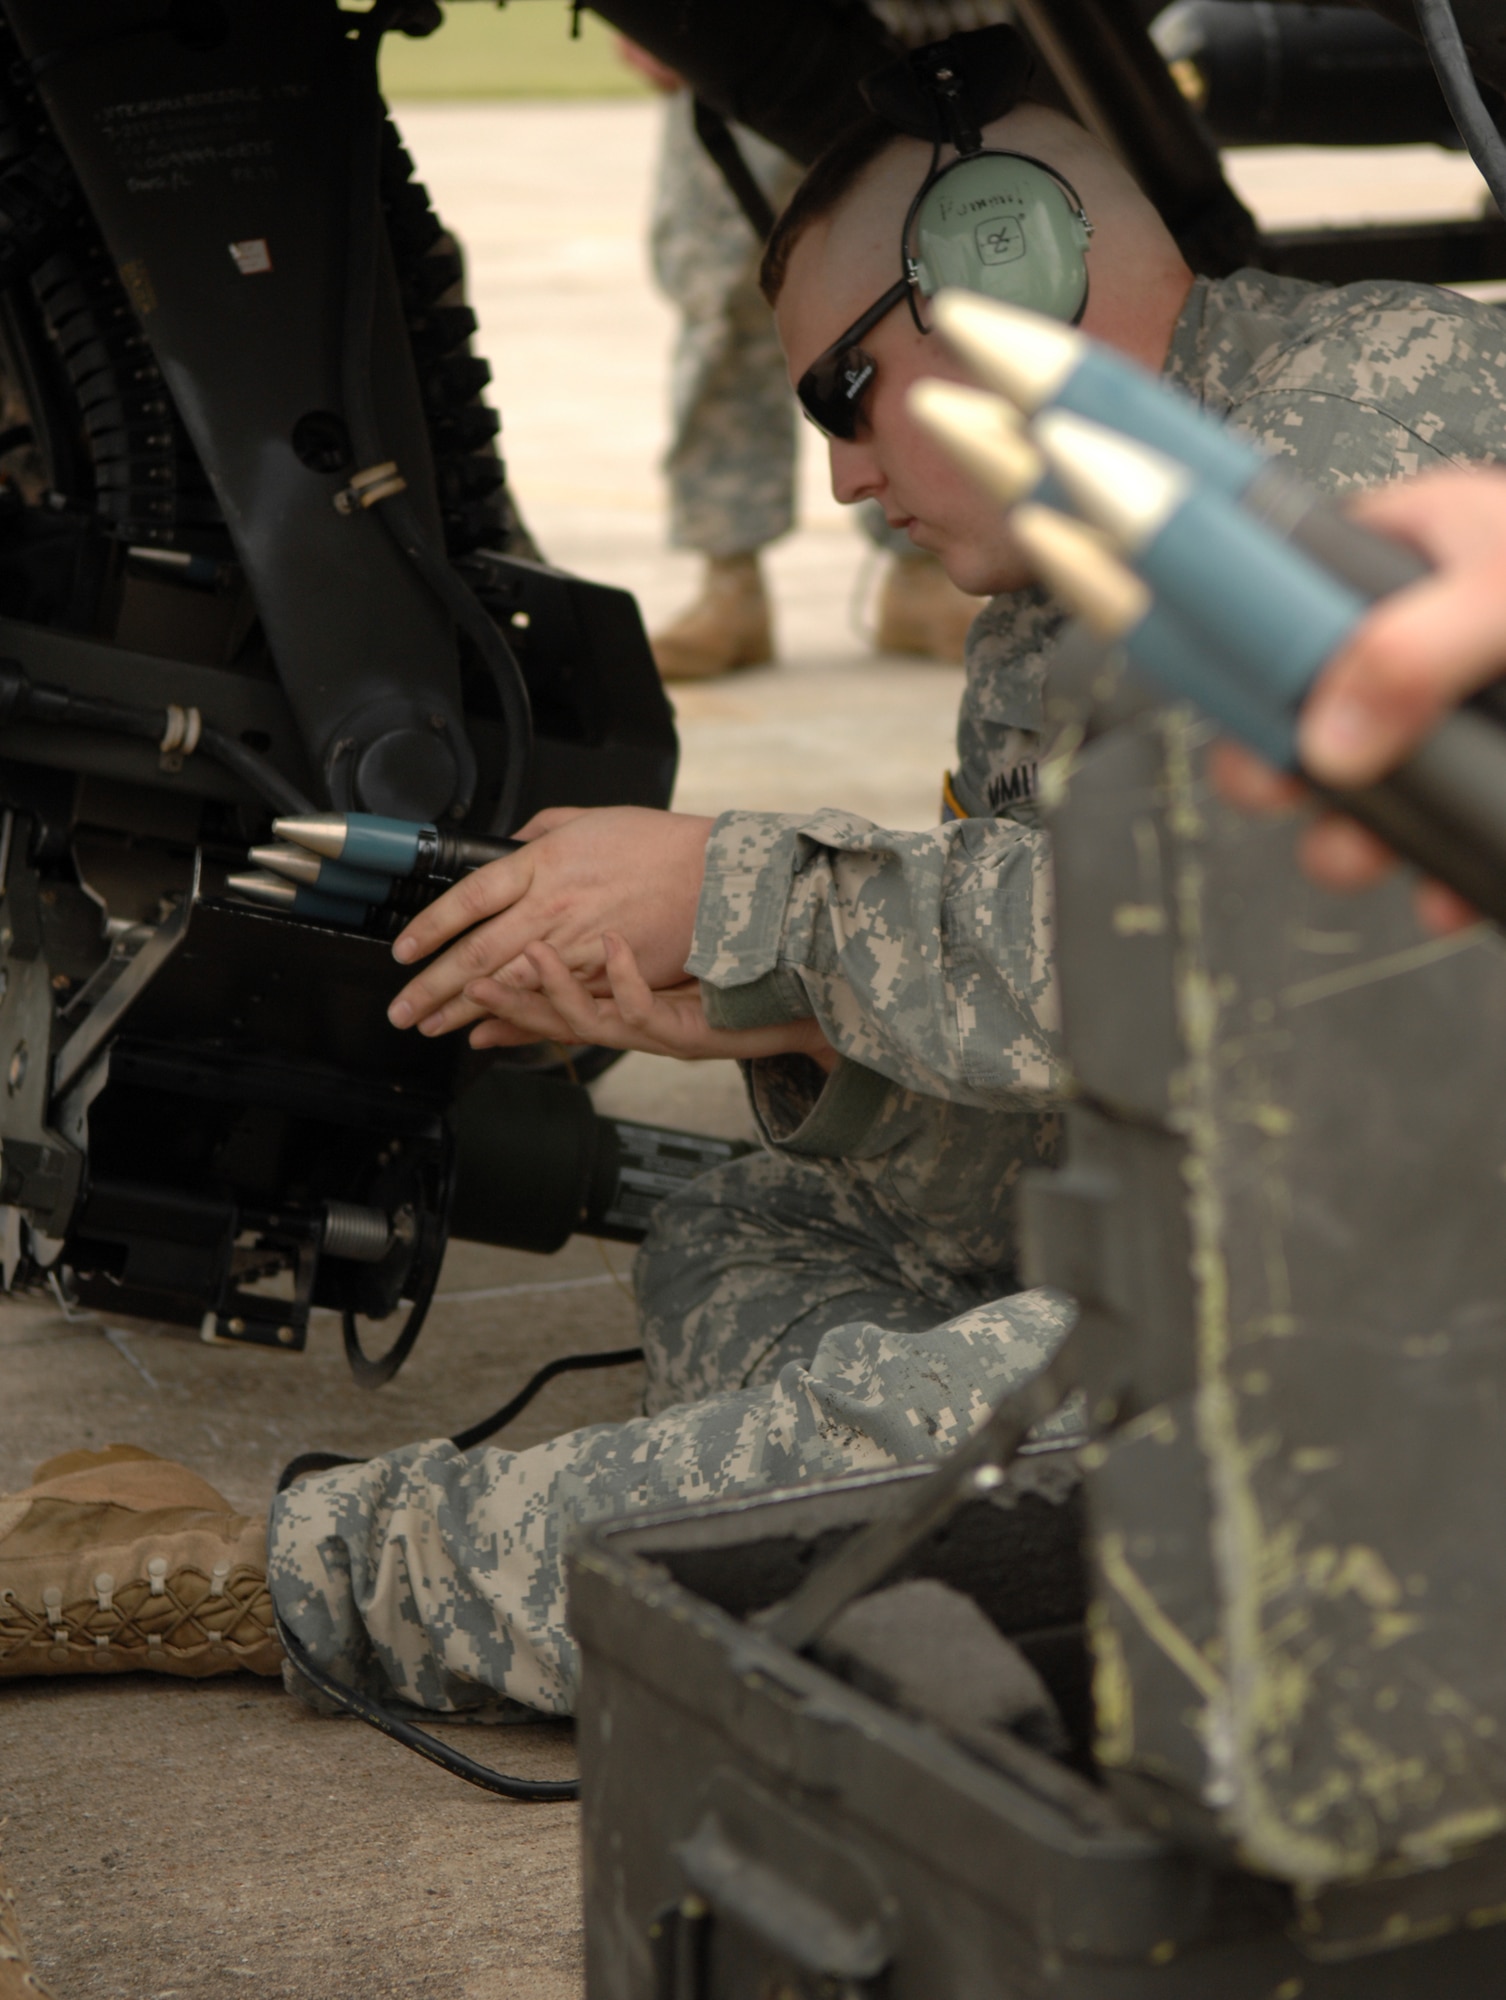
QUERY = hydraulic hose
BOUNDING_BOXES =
[274,1612,580,1802]
[342,9,533,834]
[196,724,314,816]
[0,659,314,814]
[1415,0,1506,217]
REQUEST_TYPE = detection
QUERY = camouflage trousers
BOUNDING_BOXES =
[267,1095,1069,1718]
[652,92,802,559]
[635,1079,1060,1414]
[650,96,913,563]
[267,1286,1071,1719]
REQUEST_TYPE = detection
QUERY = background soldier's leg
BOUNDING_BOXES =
[648,92,801,679]
[267,1285,1074,1719]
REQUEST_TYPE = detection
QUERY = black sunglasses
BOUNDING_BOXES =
[792,149,983,443]
[795,276,913,443]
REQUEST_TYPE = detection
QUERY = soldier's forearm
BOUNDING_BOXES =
[690,809,1064,1106]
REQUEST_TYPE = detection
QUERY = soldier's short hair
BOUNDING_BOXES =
[758,114,899,306]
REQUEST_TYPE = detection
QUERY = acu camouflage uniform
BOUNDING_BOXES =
[651,90,802,559]
[268,267,1506,1718]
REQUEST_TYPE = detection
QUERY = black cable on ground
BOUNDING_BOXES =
[274,1615,580,1802]
[451,1345,645,1450]
[273,1344,645,1797]
[1415,0,1506,216]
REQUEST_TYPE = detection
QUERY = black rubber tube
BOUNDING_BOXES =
[275,1616,579,1803]
[451,1346,645,1451]
[196,724,315,816]
[0,660,315,814]
[342,11,534,834]
[1415,0,1506,216]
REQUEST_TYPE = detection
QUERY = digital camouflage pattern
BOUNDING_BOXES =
[651,91,801,559]
[267,270,1506,1719]
[267,1284,1073,1715]
[690,267,1506,1106]
[635,1061,1060,1413]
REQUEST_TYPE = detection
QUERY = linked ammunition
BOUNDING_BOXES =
[272,812,519,879]
[931,291,1428,600]
[920,370,1506,922]
[905,381,1054,507]
[226,871,369,928]
[1008,503,1300,767]
[249,844,397,905]
[1032,412,1364,759]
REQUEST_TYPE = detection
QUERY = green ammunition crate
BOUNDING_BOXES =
[570,1459,1506,1999]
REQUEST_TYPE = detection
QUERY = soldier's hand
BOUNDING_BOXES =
[465,933,840,1068]
[1213,467,1506,935]
[386,806,716,1038]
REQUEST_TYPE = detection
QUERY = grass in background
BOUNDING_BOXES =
[380,2,654,99]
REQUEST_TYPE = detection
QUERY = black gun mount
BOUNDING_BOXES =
[0,0,685,1378]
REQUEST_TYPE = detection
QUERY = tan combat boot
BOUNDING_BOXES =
[650,553,774,682]
[874,552,984,664]
[1,1858,58,2000]
[0,1446,279,1682]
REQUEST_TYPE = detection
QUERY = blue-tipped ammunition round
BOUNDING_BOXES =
[335,814,428,874]
[1054,349,1264,496]
[310,856,397,904]
[1139,490,1367,710]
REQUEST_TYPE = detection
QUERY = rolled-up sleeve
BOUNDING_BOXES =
[690,806,1060,1107]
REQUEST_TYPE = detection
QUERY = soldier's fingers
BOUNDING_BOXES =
[462,973,569,1029]
[600,932,658,1026]
[521,944,617,1044]
[1298,812,1396,891]
[391,850,535,971]
[523,944,699,1057]
[1300,474,1506,787]
[1299,579,1506,787]
[489,948,614,998]
[464,975,580,1044]
[489,951,544,992]
[1414,880,1481,936]
[1208,740,1305,813]
[391,899,564,1027]
[600,937,712,1054]
[469,1016,562,1050]
[414,993,489,1038]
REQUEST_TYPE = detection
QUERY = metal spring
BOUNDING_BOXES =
[321,1201,392,1264]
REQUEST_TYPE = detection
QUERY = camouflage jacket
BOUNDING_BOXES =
[689,267,1506,1123]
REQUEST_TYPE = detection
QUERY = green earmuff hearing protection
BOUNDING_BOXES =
[862,24,1095,328]
[797,26,1097,442]
[905,151,1094,325]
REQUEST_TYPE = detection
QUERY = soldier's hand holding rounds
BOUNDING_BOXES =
[385,805,717,1039]
[385,802,838,1065]
[462,930,838,1067]
[1213,467,1506,933]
